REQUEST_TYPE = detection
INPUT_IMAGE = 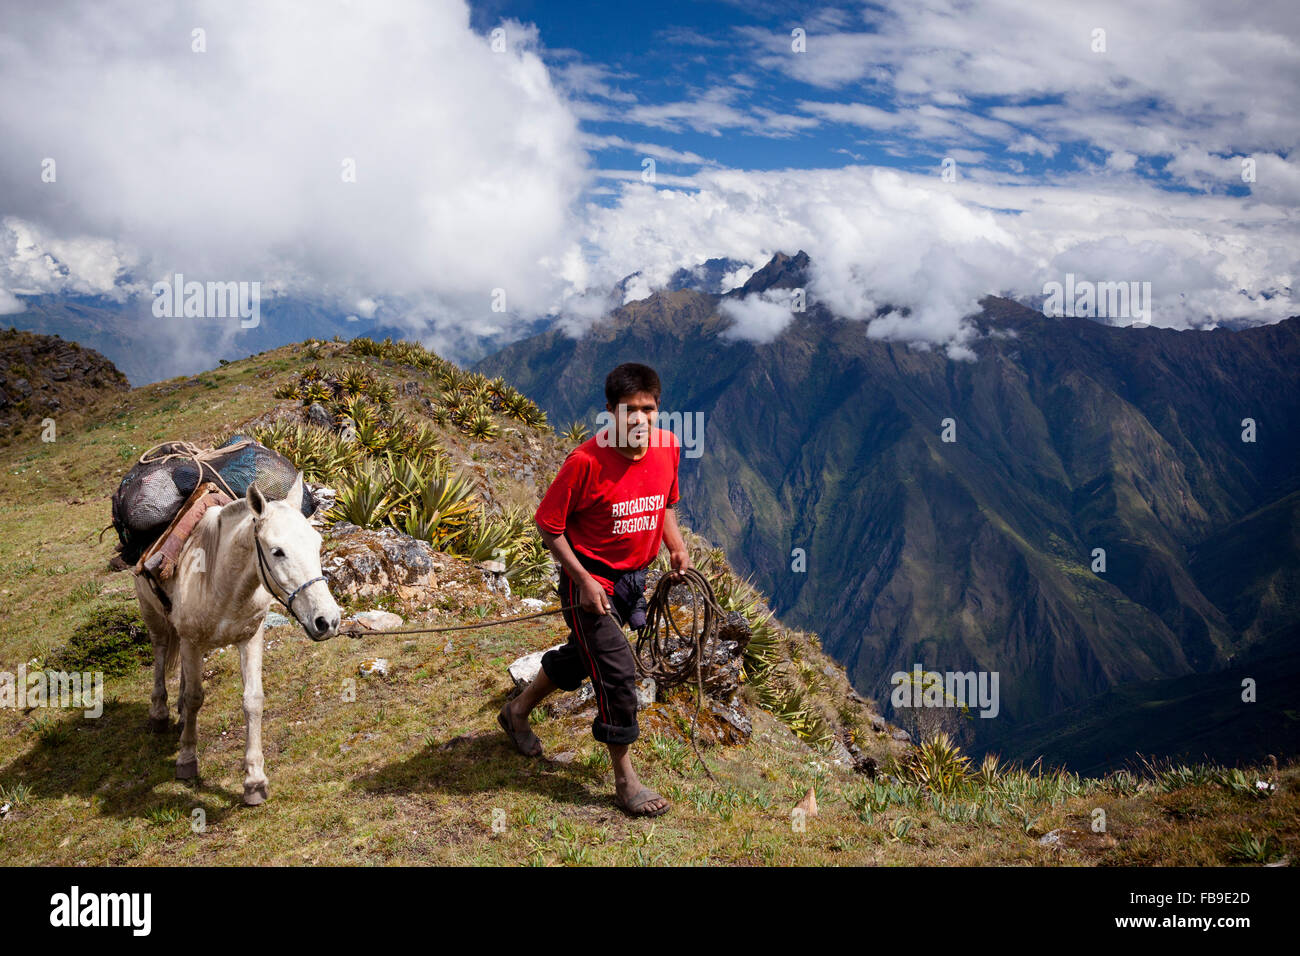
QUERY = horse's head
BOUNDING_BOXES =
[247,472,340,641]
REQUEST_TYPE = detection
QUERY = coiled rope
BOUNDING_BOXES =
[633,567,728,781]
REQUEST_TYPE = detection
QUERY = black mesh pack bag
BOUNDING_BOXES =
[111,435,316,566]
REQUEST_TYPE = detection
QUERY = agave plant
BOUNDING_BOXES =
[468,410,500,440]
[347,336,382,357]
[301,380,333,406]
[329,461,393,527]
[503,392,533,421]
[352,417,391,454]
[897,731,972,797]
[455,509,516,564]
[337,394,378,428]
[562,421,590,444]
[397,421,443,461]
[440,389,465,413]
[521,404,548,431]
[339,364,375,398]
[370,379,397,407]
[436,366,461,392]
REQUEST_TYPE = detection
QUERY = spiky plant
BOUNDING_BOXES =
[399,421,443,461]
[339,364,375,398]
[562,421,590,444]
[337,394,377,428]
[896,731,972,797]
[503,392,533,421]
[522,404,549,430]
[329,461,393,527]
[468,410,499,440]
[455,509,516,564]
[352,417,391,454]
[347,336,382,357]
[371,379,396,407]
[436,367,461,393]
[273,381,299,400]
[301,380,333,406]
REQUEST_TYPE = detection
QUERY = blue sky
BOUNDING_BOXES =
[470,0,1272,199]
[0,0,1295,363]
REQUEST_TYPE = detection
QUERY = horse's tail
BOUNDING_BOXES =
[162,624,181,678]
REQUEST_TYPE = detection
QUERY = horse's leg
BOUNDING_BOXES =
[135,581,176,733]
[149,636,171,733]
[239,624,269,806]
[176,640,205,780]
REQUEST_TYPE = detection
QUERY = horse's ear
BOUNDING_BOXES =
[288,470,304,507]
[246,481,267,516]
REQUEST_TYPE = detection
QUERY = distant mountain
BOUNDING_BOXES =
[666,257,751,294]
[473,252,1300,770]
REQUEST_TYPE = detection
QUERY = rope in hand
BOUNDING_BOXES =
[632,567,728,782]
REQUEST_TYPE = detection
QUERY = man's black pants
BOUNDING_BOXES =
[540,566,640,745]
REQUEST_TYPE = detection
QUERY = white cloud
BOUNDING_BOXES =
[0,0,590,338]
[718,291,797,343]
[569,165,1297,352]
[746,0,1298,190]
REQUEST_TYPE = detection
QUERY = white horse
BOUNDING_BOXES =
[133,472,341,805]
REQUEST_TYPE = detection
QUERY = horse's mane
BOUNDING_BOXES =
[191,495,251,570]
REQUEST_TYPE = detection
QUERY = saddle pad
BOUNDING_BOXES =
[135,481,233,581]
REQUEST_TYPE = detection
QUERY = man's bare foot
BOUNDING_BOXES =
[614,774,669,816]
[498,701,542,757]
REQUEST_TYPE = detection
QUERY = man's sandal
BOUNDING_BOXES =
[498,704,543,757]
[615,787,670,817]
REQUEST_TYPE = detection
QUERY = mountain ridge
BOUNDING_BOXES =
[473,255,1300,770]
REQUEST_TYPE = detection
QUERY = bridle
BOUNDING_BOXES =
[251,517,327,624]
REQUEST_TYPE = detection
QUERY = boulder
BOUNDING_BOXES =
[507,643,566,689]
[349,610,404,632]
[324,527,439,602]
[306,402,333,430]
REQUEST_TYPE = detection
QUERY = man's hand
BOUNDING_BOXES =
[667,549,692,582]
[579,575,611,615]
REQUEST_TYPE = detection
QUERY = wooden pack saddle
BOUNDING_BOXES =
[132,480,232,609]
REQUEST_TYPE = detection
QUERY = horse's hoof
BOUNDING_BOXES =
[176,758,199,780]
[148,717,170,734]
[242,782,268,806]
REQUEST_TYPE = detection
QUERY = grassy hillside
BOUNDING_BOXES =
[0,336,1295,866]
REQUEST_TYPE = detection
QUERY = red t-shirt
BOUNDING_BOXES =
[534,426,681,594]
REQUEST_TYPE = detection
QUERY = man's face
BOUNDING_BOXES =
[608,391,658,448]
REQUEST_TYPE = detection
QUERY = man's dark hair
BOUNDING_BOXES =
[605,363,661,408]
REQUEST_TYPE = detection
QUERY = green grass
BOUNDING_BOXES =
[0,338,1294,866]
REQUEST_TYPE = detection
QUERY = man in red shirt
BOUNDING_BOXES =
[499,362,691,817]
